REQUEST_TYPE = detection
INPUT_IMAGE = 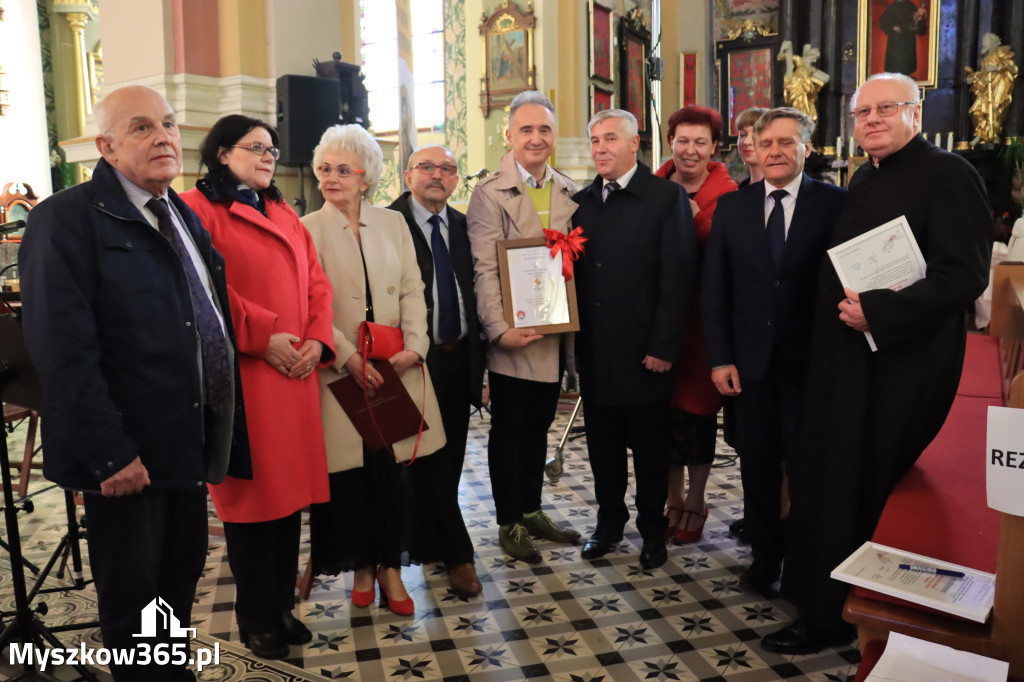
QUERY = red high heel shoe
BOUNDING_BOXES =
[674,504,709,543]
[377,569,414,616]
[350,585,375,608]
[664,505,684,540]
[350,573,375,607]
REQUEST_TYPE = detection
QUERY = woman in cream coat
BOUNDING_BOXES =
[302,124,444,616]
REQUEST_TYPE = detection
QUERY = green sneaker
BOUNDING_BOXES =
[498,523,542,563]
[521,511,581,544]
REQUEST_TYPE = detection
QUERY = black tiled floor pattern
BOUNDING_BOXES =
[1,401,861,681]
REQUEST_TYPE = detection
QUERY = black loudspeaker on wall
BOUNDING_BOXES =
[276,75,340,167]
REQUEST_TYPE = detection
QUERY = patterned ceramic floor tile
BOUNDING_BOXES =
[0,403,862,681]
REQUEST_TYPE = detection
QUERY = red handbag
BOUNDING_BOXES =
[356,321,426,465]
[357,321,404,359]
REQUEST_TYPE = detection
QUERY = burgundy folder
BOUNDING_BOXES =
[327,359,427,450]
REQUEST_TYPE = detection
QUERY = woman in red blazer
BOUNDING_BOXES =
[182,115,335,660]
[654,106,738,543]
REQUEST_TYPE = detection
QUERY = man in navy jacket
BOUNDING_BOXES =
[573,109,697,569]
[702,107,846,601]
[19,85,250,681]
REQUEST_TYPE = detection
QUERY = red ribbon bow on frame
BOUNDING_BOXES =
[543,227,588,281]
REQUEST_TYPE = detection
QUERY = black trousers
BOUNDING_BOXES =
[582,398,669,541]
[221,510,301,632]
[487,371,561,527]
[410,341,475,567]
[82,488,207,682]
[734,356,803,565]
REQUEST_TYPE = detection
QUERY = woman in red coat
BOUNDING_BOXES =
[182,115,335,660]
[655,106,738,543]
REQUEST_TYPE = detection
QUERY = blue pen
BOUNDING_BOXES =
[898,564,965,579]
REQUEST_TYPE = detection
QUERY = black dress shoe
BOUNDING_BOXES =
[740,559,781,599]
[279,611,312,645]
[729,518,750,544]
[580,534,620,560]
[239,627,289,659]
[639,539,667,569]
[760,620,853,655]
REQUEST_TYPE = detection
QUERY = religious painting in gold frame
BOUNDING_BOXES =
[589,0,614,83]
[619,17,651,141]
[590,83,614,118]
[717,35,775,140]
[680,51,700,107]
[479,1,537,116]
[857,0,940,89]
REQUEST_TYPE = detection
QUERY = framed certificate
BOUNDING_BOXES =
[497,237,580,334]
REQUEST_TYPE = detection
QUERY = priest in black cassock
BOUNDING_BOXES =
[572,108,697,570]
[762,73,993,655]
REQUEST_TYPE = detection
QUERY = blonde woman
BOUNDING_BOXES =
[302,124,445,616]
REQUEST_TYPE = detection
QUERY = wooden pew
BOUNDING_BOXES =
[844,262,1024,680]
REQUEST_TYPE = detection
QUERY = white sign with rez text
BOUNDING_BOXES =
[986,406,1024,516]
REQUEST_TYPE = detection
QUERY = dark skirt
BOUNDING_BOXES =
[666,407,718,467]
[309,444,415,574]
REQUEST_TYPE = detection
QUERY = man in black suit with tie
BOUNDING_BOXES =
[702,107,847,597]
[573,109,697,569]
[388,145,485,597]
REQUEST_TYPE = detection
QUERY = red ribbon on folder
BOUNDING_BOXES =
[543,227,588,281]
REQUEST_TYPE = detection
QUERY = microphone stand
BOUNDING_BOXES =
[1,289,99,681]
[0,416,98,680]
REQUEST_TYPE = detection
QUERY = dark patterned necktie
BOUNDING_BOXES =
[766,189,788,269]
[428,214,460,344]
[146,198,232,412]
[602,180,621,202]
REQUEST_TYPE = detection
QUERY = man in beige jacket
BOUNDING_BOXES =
[467,90,581,563]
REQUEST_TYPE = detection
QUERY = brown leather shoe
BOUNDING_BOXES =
[448,563,483,597]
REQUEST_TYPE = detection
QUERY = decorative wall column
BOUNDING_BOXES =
[953,0,980,147]
[1001,0,1023,139]
[64,13,89,121]
[550,0,592,188]
[444,0,471,204]
[818,0,841,149]
[778,0,796,56]
[51,2,97,135]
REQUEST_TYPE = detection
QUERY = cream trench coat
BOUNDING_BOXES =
[466,150,579,383]
[301,199,445,472]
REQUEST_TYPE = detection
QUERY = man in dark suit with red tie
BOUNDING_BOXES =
[388,146,485,597]
[702,107,847,598]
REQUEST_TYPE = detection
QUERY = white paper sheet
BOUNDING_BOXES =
[865,632,1008,682]
[831,542,995,623]
[827,215,927,351]
[505,246,570,327]
[985,405,1024,516]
